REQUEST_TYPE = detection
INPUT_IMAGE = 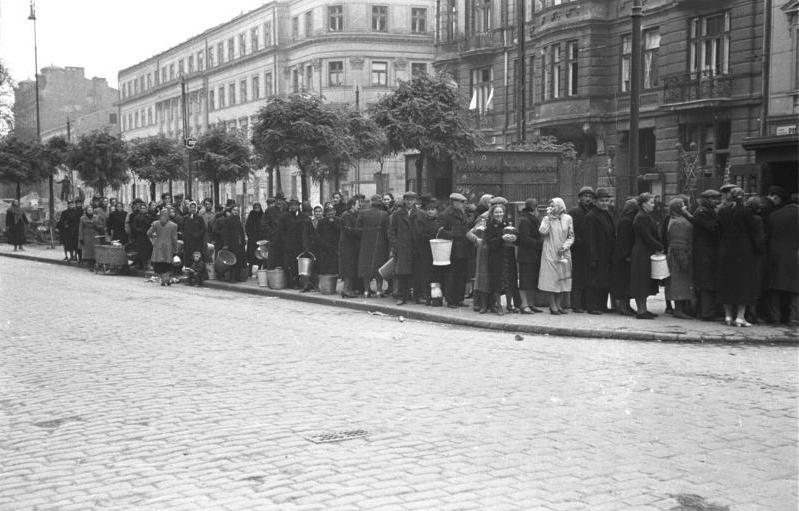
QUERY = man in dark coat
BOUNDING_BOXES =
[182,202,207,262]
[413,195,441,305]
[611,198,638,315]
[279,199,306,289]
[264,196,286,270]
[356,195,390,297]
[338,198,361,297]
[130,202,153,269]
[585,188,616,314]
[516,198,543,313]
[568,186,595,312]
[56,199,80,261]
[388,191,418,305]
[219,207,246,282]
[438,193,470,308]
[764,196,798,324]
[691,189,721,320]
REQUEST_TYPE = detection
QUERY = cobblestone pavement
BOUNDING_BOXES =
[1,256,797,511]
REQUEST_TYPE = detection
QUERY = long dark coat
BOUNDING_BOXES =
[484,219,517,294]
[716,204,765,305]
[388,206,416,276]
[316,216,340,275]
[338,210,360,279]
[182,213,207,261]
[516,210,542,291]
[414,213,440,291]
[130,211,153,262]
[265,209,285,269]
[568,203,593,290]
[691,204,719,291]
[245,210,265,264]
[5,208,27,246]
[146,220,179,264]
[219,215,246,268]
[437,206,470,260]
[356,206,389,279]
[611,203,637,299]
[56,207,80,251]
[629,210,663,298]
[766,203,799,293]
[586,207,616,289]
[107,210,128,243]
[280,211,306,275]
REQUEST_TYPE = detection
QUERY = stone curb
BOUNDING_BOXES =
[2,250,797,345]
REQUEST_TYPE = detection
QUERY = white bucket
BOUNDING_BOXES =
[430,239,453,266]
[650,254,670,280]
[256,269,268,287]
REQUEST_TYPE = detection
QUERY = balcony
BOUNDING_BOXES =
[662,71,734,108]
[436,28,511,58]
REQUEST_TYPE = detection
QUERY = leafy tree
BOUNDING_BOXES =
[127,135,184,201]
[68,130,129,196]
[252,94,352,201]
[41,136,72,176]
[371,73,479,193]
[0,62,13,137]
[191,126,251,205]
[0,136,42,199]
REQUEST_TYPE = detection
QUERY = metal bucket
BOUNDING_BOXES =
[650,254,670,280]
[256,269,268,287]
[430,239,453,266]
[266,268,286,289]
[318,274,338,295]
[214,249,236,275]
[297,252,315,277]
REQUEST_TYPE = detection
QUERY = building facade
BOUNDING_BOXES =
[434,0,788,204]
[118,0,436,204]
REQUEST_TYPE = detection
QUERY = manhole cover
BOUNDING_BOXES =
[303,429,368,444]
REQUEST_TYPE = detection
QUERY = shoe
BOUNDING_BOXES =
[62,257,69,261]
[734,318,752,327]
[340,291,354,298]
[447,304,458,309]
[530,307,543,313]
[520,306,533,315]
[456,302,468,307]
[724,316,733,326]
[396,299,406,306]
[665,308,674,315]
[479,307,488,314]
[549,309,562,315]
[558,309,568,315]
[495,308,505,316]
[672,310,692,320]
[572,308,585,313]
[588,310,603,315]
[635,312,654,320]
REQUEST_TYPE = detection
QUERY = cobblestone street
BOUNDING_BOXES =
[1,257,797,510]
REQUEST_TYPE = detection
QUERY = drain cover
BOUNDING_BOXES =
[303,429,368,444]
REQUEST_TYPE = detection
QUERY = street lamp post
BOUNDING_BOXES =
[28,1,54,248]
[629,0,642,197]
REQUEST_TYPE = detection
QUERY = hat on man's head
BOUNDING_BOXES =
[449,192,467,202]
[275,192,286,200]
[700,189,722,198]
[578,186,596,197]
[403,191,418,200]
[288,197,299,204]
[720,183,736,193]
[595,188,611,199]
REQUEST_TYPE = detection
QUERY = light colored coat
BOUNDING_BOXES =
[538,213,575,293]
[78,214,104,260]
[147,220,179,263]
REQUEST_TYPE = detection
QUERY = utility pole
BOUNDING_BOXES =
[180,74,192,199]
[629,0,642,196]
[516,0,526,143]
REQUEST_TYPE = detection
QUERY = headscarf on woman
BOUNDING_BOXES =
[550,197,567,216]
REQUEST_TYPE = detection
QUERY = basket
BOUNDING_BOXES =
[214,249,236,274]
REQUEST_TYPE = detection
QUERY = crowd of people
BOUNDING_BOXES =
[23,184,798,327]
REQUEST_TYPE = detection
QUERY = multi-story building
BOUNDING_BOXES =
[118,0,435,204]
[434,0,788,204]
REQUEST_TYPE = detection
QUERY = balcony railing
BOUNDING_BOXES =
[663,71,734,104]
[436,28,511,55]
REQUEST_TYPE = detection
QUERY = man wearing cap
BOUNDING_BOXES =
[356,195,390,297]
[56,199,81,262]
[388,192,418,305]
[279,198,305,288]
[182,201,207,263]
[719,183,735,208]
[584,188,615,314]
[568,186,595,312]
[763,192,798,324]
[438,193,470,307]
[692,189,722,320]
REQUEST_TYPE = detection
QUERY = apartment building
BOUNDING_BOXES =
[118,0,435,203]
[434,0,790,203]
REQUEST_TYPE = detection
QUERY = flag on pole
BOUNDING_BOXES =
[468,90,477,110]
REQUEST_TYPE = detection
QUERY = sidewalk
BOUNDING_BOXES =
[2,243,797,344]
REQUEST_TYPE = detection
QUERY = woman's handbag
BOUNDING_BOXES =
[378,257,396,280]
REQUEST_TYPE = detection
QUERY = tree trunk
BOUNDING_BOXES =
[415,153,425,194]
[297,160,309,202]
[274,164,282,195]
[150,182,156,201]
[267,166,274,197]
[213,180,220,206]
[16,181,21,200]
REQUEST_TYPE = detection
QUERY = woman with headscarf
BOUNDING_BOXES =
[611,198,638,316]
[147,209,179,286]
[538,198,574,314]
[691,189,721,320]
[78,205,105,270]
[716,188,765,326]
[517,198,543,314]
[664,197,694,319]
[245,202,265,274]
[483,203,518,315]
[5,200,28,251]
[466,194,496,312]
[629,193,664,319]
[56,199,80,261]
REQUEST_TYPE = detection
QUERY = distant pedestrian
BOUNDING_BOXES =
[438,193,471,308]
[691,189,721,320]
[388,192,418,305]
[568,186,595,312]
[147,209,179,286]
[107,202,128,243]
[629,193,663,319]
[78,205,105,270]
[5,200,28,251]
[338,197,361,298]
[56,199,80,261]
[585,188,615,314]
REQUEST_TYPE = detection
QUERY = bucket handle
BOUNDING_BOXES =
[296,251,316,261]
[434,227,445,240]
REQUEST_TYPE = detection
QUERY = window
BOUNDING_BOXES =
[133,79,138,95]
[411,62,427,77]
[372,6,387,32]
[218,86,225,108]
[147,107,153,125]
[529,55,536,104]
[566,40,578,96]
[264,22,272,46]
[161,66,167,83]
[217,42,225,65]
[621,35,631,92]
[328,5,343,31]
[689,11,730,77]
[306,65,314,89]
[470,66,493,113]
[240,79,248,102]
[292,69,300,92]
[228,38,235,61]
[329,61,344,86]
[229,83,236,106]
[411,8,427,33]
[251,28,260,52]
[134,111,139,128]
[371,61,388,85]
[239,33,246,57]
[265,72,273,96]
[208,47,215,68]
[474,0,492,33]
[292,17,299,40]
[122,115,126,131]
[154,71,160,86]
[442,0,458,42]
[643,29,660,89]
[169,64,175,80]
[188,56,194,73]
[209,89,215,110]
[305,11,312,37]
[178,59,185,76]
[197,51,204,71]
[251,76,260,100]
[239,117,249,139]
[541,44,562,100]
[127,114,132,131]
[679,121,731,174]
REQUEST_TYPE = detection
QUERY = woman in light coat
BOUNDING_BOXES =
[147,209,179,286]
[538,198,575,314]
[664,198,694,319]
[78,205,105,270]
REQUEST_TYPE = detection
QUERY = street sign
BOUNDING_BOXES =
[184,137,196,149]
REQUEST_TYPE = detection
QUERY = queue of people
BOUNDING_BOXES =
[42,185,798,327]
